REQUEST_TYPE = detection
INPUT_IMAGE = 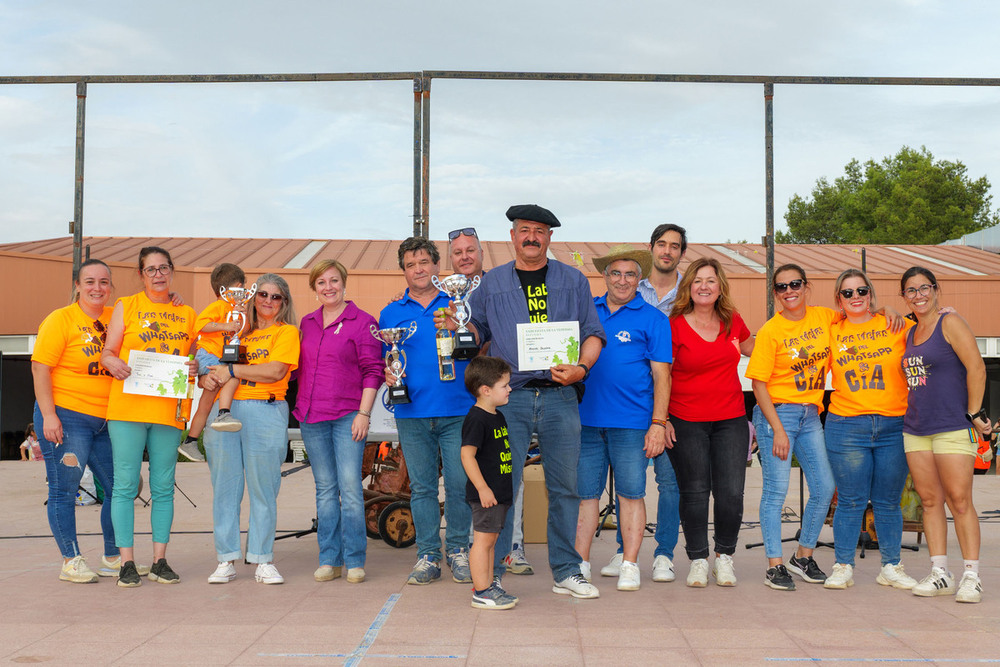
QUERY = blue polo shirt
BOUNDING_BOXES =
[580,293,672,430]
[378,290,473,419]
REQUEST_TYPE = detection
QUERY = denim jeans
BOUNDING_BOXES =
[754,404,835,559]
[300,414,366,569]
[34,403,118,559]
[611,449,680,559]
[204,400,288,563]
[825,413,907,566]
[666,415,748,559]
[578,426,649,500]
[493,385,583,581]
[395,416,471,562]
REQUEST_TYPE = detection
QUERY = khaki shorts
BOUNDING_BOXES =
[903,428,978,456]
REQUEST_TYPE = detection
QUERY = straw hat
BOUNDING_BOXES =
[592,244,652,279]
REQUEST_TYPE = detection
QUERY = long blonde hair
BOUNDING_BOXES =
[670,257,737,336]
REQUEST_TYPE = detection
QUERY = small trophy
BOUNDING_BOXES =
[432,273,481,360]
[219,283,257,363]
[371,322,418,404]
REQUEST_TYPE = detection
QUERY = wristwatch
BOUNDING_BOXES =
[577,363,590,381]
[966,407,988,424]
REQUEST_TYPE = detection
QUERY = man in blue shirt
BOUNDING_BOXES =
[379,237,474,586]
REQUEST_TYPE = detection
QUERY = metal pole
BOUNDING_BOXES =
[72,81,87,284]
[420,75,431,238]
[413,77,422,238]
[764,82,774,318]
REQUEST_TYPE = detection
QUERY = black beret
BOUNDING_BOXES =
[505,204,561,228]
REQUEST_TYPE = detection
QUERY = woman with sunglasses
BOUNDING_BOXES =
[822,269,918,591]
[101,247,198,587]
[201,273,300,585]
[32,259,123,583]
[900,266,988,603]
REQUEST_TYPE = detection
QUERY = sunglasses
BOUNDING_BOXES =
[448,227,478,241]
[774,280,804,293]
[839,286,871,299]
[257,291,284,302]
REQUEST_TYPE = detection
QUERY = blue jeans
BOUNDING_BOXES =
[578,426,648,500]
[754,404,835,559]
[611,449,680,559]
[825,413,907,566]
[204,400,288,563]
[395,416,471,562]
[300,414,366,569]
[34,403,118,559]
[493,386,583,581]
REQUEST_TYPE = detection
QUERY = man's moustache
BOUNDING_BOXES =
[522,241,541,248]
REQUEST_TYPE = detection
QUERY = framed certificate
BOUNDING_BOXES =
[122,350,190,399]
[515,321,580,372]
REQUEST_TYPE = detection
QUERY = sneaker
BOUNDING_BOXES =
[407,556,441,585]
[553,573,600,599]
[600,552,623,577]
[765,564,796,591]
[148,558,180,584]
[447,548,472,583]
[471,584,517,610]
[956,571,983,603]
[503,545,534,575]
[617,561,640,591]
[912,567,955,597]
[59,555,98,584]
[117,560,142,588]
[824,563,854,589]
[686,558,709,587]
[787,555,827,583]
[208,561,237,584]
[580,561,592,582]
[652,555,676,582]
[314,565,342,582]
[99,555,150,577]
[876,562,917,590]
[177,439,206,462]
[347,567,366,583]
[493,575,519,604]
[713,554,737,587]
[210,412,243,432]
[254,562,284,584]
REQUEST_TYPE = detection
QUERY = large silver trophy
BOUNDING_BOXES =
[219,283,257,363]
[432,273,481,360]
[371,322,418,404]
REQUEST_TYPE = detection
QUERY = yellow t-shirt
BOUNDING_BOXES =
[31,303,114,419]
[195,298,233,359]
[106,292,197,428]
[745,305,836,410]
[829,316,912,417]
[234,322,300,401]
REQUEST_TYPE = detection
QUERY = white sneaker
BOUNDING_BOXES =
[824,563,854,589]
[580,561,592,582]
[617,561,640,591]
[59,555,98,584]
[600,552,623,577]
[652,555,675,582]
[912,567,955,597]
[876,562,917,590]
[99,555,150,577]
[254,562,284,585]
[686,559,709,587]
[552,573,600,599]
[956,572,982,603]
[208,561,237,584]
[712,554,737,587]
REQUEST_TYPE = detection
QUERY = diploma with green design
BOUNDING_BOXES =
[515,321,580,372]
[122,350,190,399]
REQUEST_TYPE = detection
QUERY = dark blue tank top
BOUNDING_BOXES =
[902,314,968,436]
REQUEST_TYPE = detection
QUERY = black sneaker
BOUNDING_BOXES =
[148,558,181,584]
[117,560,142,588]
[787,555,827,583]
[765,564,796,590]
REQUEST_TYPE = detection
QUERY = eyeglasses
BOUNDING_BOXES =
[608,269,639,281]
[142,264,172,277]
[257,291,284,302]
[839,286,871,299]
[92,319,107,345]
[774,280,804,293]
[902,283,936,299]
[448,227,478,241]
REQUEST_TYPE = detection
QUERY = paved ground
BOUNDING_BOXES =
[2,460,999,666]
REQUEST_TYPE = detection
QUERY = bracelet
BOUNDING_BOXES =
[228,363,235,378]
[651,418,667,428]
[358,409,371,418]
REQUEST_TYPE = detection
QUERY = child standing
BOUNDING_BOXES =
[460,356,517,610]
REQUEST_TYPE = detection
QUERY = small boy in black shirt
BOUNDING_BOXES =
[460,357,517,610]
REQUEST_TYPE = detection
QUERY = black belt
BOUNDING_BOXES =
[524,379,560,389]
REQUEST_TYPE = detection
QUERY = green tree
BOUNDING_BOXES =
[777,146,999,244]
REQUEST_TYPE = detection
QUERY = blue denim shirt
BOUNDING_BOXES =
[469,259,606,390]
[637,270,682,315]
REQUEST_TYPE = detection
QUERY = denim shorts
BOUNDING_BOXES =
[196,348,222,376]
[578,426,648,500]
[470,502,509,534]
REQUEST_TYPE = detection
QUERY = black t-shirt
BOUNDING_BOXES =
[462,405,514,504]
[516,265,549,324]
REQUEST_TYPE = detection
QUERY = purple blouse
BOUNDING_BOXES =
[293,301,384,424]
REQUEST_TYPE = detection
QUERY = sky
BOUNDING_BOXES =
[2,1,1000,245]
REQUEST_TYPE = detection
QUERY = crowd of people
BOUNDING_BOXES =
[28,205,991,608]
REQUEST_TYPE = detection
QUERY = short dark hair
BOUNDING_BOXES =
[464,356,512,397]
[397,237,440,269]
[210,263,246,296]
[649,223,688,253]
[774,263,807,288]
[900,266,938,294]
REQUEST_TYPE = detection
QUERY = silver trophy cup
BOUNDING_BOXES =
[219,283,257,363]
[432,273,481,360]
[371,322,418,404]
